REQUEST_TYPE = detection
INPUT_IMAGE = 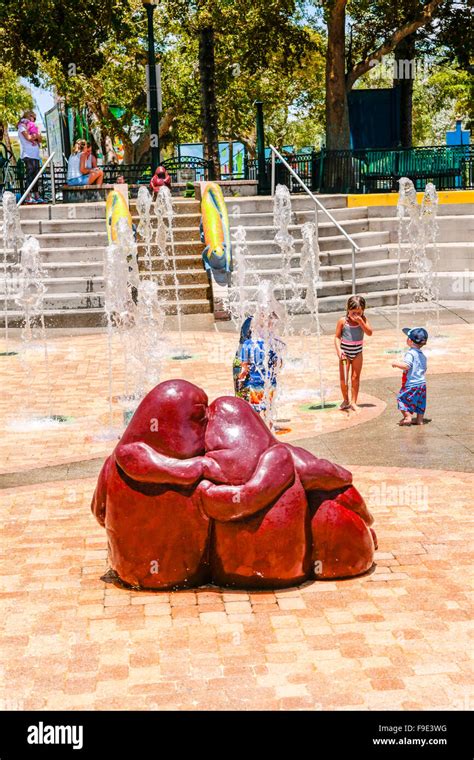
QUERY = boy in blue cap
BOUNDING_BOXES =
[391,327,428,426]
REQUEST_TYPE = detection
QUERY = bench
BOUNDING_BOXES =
[359,151,464,193]
[61,182,180,201]
[362,169,461,193]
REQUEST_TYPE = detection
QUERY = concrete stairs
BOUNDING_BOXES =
[223,195,474,313]
[0,204,105,326]
[131,197,211,316]
[0,199,211,326]
[223,195,406,313]
[1,194,472,326]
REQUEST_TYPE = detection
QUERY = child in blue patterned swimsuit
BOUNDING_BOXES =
[233,315,285,416]
[392,327,428,426]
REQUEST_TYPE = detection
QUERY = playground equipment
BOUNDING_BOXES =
[91,379,377,590]
[200,181,233,319]
[105,189,132,244]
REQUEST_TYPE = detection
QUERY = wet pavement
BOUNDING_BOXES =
[295,373,474,473]
[0,300,472,711]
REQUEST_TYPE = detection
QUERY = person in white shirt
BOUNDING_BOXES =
[17,110,43,204]
[67,140,103,187]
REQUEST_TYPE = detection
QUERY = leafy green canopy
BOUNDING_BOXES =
[1,0,322,157]
[0,65,34,127]
[0,0,134,81]
[1,0,469,154]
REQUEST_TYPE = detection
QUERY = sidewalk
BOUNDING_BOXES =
[0,300,472,711]
[0,466,471,711]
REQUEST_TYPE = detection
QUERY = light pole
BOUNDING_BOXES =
[254,100,268,194]
[143,0,160,174]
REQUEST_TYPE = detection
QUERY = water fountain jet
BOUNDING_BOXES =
[273,185,300,333]
[154,187,191,360]
[1,191,23,356]
[12,235,70,425]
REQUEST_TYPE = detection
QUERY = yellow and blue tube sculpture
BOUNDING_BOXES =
[105,190,133,244]
[200,182,233,284]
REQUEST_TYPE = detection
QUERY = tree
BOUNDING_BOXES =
[0,0,133,82]
[412,66,473,143]
[324,1,350,150]
[1,0,146,160]
[14,0,202,164]
[393,34,416,147]
[215,28,326,154]
[350,0,473,147]
[2,0,321,167]
[0,65,34,161]
[198,26,220,178]
[321,0,445,149]
[163,0,311,175]
[434,0,474,75]
[37,32,200,164]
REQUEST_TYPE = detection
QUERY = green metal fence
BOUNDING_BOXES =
[0,156,214,202]
[316,145,472,193]
[2,145,472,201]
[250,145,473,194]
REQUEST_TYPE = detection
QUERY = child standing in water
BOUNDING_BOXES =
[233,314,285,418]
[392,327,428,426]
[335,295,373,411]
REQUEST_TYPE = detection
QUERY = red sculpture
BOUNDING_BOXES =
[92,381,214,589]
[150,165,172,194]
[92,380,376,589]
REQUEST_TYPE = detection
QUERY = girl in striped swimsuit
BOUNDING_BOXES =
[335,295,373,411]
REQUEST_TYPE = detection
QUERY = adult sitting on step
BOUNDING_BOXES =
[67,139,103,188]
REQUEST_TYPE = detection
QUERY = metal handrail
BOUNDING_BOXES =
[17,153,55,207]
[270,144,360,293]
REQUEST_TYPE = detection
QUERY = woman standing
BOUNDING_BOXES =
[17,110,43,203]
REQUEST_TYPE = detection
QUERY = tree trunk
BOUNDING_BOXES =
[86,99,176,165]
[393,35,416,148]
[199,26,221,180]
[233,132,256,159]
[345,0,443,89]
[325,0,351,150]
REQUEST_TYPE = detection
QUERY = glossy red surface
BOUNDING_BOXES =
[150,167,171,192]
[91,380,211,589]
[91,380,376,589]
[310,490,376,579]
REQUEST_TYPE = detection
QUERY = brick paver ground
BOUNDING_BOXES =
[0,467,471,711]
[0,308,472,711]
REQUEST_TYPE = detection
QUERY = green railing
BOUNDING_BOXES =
[316,145,472,193]
[3,145,472,201]
[250,145,473,194]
